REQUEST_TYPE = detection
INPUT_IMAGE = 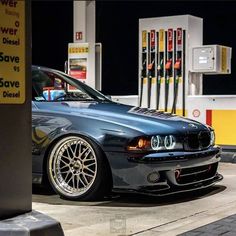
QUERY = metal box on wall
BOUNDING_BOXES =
[190,45,232,74]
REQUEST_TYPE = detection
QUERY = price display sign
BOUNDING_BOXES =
[0,0,25,104]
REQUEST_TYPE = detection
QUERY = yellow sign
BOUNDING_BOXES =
[159,29,165,52]
[0,0,25,104]
[68,46,89,54]
[212,110,236,145]
[142,31,147,48]
[221,47,227,73]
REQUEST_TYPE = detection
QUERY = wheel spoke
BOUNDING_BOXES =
[78,142,82,157]
[83,150,91,160]
[68,145,74,157]
[66,174,73,185]
[79,147,89,159]
[59,158,70,166]
[83,172,94,178]
[60,170,70,174]
[76,175,80,189]
[60,165,69,170]
[61,155,71,161]
[85,162,96,168]
[82,173,89,185]
[79,176,86,187]
[84,167,95,175]
[72,175,75,189]
[66,147,73,159]
[64,171,71,183]
[74,141,79,156]
[83,158,94,162]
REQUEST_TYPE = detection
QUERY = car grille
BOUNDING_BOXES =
[184,131,211,151]
[175,163,218,185]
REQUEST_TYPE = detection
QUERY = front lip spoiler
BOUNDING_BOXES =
[112,173,223,197]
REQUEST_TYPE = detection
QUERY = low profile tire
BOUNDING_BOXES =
[47,135,110,201]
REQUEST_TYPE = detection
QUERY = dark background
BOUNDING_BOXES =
[32,1,236,95]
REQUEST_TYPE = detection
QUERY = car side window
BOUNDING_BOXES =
[32,69,65,101]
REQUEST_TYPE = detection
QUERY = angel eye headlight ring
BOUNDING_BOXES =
[164,135,176,149]
[151,135,162,150]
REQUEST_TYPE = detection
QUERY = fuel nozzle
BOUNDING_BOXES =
[165,59,172,77]
[165,59,172,70]
[148,62,154,71]
[148,60,155,78]
[174,58,181,69]
[174,58,181,76]
[157,59,164,74]
[141,59,147,78]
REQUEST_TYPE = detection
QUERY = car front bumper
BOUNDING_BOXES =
[106,146,222,196]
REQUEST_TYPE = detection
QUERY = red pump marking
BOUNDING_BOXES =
[206,110,212,126]
[177,28,183,51]
[167,29,173,52]
[150,30,155,49]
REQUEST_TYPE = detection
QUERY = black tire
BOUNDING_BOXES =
[47,135,111,201]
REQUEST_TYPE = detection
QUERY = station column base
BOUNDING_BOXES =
[0,210,64,236]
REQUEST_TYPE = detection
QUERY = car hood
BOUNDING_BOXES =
[34,101,209,135]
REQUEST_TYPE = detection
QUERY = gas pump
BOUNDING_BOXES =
[138,15,234,148]
[172,58,181,113]
[147,32,152,108]
[139,30,147,107]
[156,58,163,110]
[148,30,156,108]
[172,28,182,114]
[139,15,202,114]
[157,29,165,110]
[164,28,174,112]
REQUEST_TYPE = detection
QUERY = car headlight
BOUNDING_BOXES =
[127,134,179,152]
[126,137,151,151]
[210,131,215,146]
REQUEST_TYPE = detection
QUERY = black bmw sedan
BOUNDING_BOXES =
[32,66,222,200]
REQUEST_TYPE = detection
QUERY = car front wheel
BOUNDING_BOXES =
[47,135,110,200]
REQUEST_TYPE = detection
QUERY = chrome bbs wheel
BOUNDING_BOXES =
[48,136,101,199]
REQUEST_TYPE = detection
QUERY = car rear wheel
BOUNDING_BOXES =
[47,135,110,200]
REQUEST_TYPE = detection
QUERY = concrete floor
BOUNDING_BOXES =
[33,163,236,236]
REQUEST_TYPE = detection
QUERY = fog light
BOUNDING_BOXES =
[147,171,160,183]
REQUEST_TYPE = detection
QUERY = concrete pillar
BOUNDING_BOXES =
[0,0,32,220]
[73,1,96,88]
[0,1,64,234]
[73,1,87,42]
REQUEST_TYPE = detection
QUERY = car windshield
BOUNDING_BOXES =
[32,67,111,102]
